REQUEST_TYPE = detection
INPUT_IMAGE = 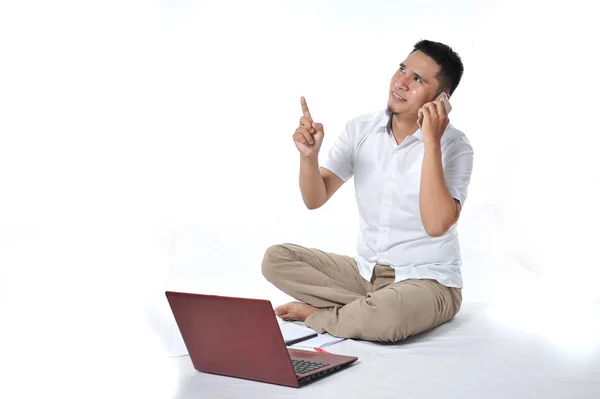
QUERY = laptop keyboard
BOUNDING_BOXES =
[291,359,329,375]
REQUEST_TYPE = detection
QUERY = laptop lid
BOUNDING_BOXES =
[165,291,300,387]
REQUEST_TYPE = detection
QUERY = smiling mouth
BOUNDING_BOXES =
[392,92,406,101]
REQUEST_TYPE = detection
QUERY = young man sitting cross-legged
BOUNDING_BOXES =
[261,40,473,342]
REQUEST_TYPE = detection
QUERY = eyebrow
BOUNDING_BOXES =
[400,63,428,84]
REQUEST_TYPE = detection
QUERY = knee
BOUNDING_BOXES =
[371,310,411,342]
[388,316,415,342]
[360,296,414,342]
[339,307,408,342]
[261,244,293,281]
[365,302,453,343]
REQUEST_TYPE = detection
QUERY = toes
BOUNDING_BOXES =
[274,302,308,321]
[275,305,292,319]
[276,310,290,320]
[275,302,298,314]
[275,304,288,315]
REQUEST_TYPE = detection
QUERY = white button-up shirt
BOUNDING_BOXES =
[321,109,474,288]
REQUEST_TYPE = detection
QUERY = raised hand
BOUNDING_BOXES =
[293,96,325,158]
[418,98,449,145]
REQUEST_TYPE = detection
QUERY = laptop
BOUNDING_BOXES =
[165,291,358,387]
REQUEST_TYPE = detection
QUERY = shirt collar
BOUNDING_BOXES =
[383,111,423,142]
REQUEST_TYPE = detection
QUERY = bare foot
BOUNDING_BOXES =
[274,301,320,322]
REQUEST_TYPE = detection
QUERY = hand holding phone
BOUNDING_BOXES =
[418,91,451,128]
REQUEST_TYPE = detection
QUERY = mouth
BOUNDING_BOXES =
[392,92,406,102]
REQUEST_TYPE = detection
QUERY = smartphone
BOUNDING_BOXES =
[436,91,452,114]
[417,91,451,127]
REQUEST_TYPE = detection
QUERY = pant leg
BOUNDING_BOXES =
[306,275,462,342]
[261,243,371,308]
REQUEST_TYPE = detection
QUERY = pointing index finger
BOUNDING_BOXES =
[300,96,313,121]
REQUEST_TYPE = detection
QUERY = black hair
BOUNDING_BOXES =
[411,40,464,96]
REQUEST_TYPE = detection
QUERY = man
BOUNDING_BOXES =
[261,40,474,342]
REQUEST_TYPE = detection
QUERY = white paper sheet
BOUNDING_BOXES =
[279,321,317,344]
[290,333,346,349]
[280,321,346,348]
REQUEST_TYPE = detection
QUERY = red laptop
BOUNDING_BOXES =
[165,291,358,387]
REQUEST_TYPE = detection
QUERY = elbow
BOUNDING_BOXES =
[304,200,324,210]
[303,194,328,210]
[424,225,447,237]
[421,201,459,237]
[423,220,452,237]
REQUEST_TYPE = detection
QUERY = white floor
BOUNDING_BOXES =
[169,302,600,399]
[2,208,599,398]
[153,250,600,399]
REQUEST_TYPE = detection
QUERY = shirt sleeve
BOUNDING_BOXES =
[442,139,474,206]
[320,121,355,183]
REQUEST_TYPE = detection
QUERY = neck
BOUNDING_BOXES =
[390,113,419,144]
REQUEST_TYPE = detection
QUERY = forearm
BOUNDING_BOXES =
[299,155,327,209]
[419,142,457,236]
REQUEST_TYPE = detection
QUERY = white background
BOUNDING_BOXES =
[1,1,599,397]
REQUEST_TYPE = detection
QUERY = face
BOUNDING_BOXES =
[387,50,444,118]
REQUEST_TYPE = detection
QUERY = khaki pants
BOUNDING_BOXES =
[261,243,462,342]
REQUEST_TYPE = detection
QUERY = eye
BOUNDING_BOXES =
[399,65,405,73]
[414,76,422,83]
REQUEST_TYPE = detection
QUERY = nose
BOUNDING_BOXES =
[394,74,410,91]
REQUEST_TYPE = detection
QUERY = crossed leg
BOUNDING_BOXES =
[261,243,462,342]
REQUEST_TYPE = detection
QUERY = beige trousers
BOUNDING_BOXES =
[261,243,462,342]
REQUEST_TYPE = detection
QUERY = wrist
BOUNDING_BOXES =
[300,152,319,161]
[423,138,441,149]
[300,153,319,163]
